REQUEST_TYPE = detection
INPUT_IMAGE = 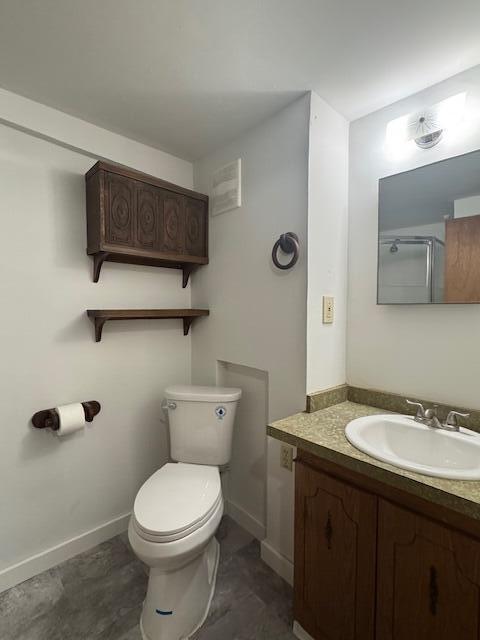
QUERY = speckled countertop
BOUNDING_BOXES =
[268,401,480,521]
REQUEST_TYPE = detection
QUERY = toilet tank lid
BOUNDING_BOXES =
[164,385,242,402]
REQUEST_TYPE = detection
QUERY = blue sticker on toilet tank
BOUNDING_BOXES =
[156,609,173,616]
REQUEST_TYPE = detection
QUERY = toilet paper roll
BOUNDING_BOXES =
[54,403,86,436]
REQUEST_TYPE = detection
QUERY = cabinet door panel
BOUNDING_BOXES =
[294,462,377,640]
[445,215,480,302]
[377,500,480,640]
[135,183,158,250]
[105,174,135,246]
[185,197,207,257]
[159,192,185,254]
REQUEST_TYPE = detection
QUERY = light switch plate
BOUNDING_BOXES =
[323,296,334,324]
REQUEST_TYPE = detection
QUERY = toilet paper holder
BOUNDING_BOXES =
[31,401,101,431]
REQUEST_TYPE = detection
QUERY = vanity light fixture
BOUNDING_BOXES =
[386,92,467,152]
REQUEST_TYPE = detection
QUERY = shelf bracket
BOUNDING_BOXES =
[183,317,195,336]
[94,318,107,342]
[92,252,110,283]
[182,264,195,288]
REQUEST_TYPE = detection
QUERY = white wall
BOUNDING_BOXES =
[348,65,480,408]
[0,99,194,590]
[0,88,192,186]
[454,194,480,218]
[218,362,268,540]
[306,93,349,393]
[192,95,310,574]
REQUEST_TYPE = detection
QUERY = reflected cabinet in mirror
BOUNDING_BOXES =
[378,149,480,304]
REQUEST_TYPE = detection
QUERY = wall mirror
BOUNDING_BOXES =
[378,148,480,304]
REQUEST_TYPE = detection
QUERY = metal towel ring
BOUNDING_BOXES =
[272,232,299,270]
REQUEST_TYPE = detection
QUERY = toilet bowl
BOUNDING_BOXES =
[128,385,242,640]
[129,463,224,640]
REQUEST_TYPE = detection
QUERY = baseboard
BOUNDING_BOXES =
[0,512,131,594]
[293,621,315,640]
[225,499,266,541]
[260,539,294,585]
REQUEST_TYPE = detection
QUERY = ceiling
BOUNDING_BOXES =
[1,0,480,160]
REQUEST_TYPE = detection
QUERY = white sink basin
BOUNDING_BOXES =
[345,414,480,480]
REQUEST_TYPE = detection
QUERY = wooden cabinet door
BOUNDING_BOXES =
[377,499,480,639]
[185,197,207,257]
[159,191,185,254]
[294,461,377,640]
[445,215,480,302]
[104,173,135,247]
[135,183,158,250]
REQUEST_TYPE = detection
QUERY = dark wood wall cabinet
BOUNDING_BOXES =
[295,450,480,640]
[86,161,209,285]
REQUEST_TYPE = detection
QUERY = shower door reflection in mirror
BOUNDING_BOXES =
[378,149,480,304]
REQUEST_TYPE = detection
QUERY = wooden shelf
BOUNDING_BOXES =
[87,309,209,342]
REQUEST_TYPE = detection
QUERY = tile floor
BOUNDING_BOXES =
[0,517,296,639]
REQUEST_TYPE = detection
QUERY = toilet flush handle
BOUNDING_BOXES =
[161,400,177,411]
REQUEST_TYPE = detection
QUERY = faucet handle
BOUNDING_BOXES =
[406,399,426,419]
[445,410,470,428]
[424,404,439,419]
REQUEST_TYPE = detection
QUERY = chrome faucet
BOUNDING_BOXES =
[406,400,470,432]
[406,400,442,429]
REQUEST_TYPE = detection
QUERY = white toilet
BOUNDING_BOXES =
[128,384,242,640]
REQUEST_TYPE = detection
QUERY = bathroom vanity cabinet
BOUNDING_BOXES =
[86,161,209,284]
[295,450,480,640]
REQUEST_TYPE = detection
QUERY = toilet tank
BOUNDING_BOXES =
[164,385,242,465]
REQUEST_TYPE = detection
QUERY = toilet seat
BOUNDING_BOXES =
[133,463,221,543]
